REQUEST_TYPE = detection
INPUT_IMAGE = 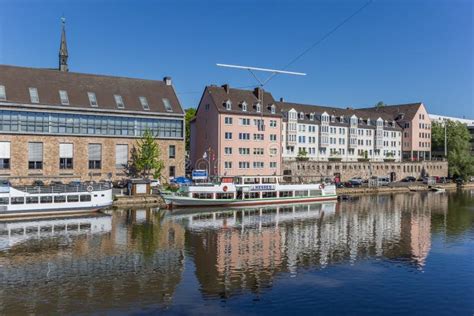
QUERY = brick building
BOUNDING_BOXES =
[0,22,184,185]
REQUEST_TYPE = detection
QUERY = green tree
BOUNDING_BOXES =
[185,108,197,152]
[296,148,309,161]
[432,121,474,179]
[375,101,386,108]
[128,129,164,179]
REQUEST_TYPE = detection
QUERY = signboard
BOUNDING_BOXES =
[192,170,208,180]
[251,185,275,191]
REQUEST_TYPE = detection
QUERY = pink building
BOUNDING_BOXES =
[359,103,432,161]
[190,85,282,176]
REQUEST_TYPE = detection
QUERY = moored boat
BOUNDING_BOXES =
[0,183,113,217]
[163,176,337,208]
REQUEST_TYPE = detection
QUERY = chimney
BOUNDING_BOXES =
[254,87,263,101]
[280,97,284,102]
[164,77,172,86]
[222,84,230,94]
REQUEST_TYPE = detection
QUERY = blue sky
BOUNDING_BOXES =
[0,0,472,117]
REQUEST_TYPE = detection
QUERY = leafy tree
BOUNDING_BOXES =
[296,148,309,161]
[185,108,197,152]
[375,101,386,108]
[432,121,474,179]
[127,129,164,179]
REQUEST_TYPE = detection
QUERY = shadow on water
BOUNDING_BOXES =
[0,190,473,314]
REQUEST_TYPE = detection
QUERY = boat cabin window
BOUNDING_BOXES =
[192,193,213,199]
[216,193,234,199]
[11,197,24,204]
[0,197,8,204]
[40,196,52,203]
[294,190,309,197]
[261,177,277,184]
[309,190,322,197]
[244,192,260,199]
[244,177,260,184]
[67,195,79,202]
[54,196,66,203]
[26,196,39,204]
[262,191,277,198]
[80,195,92,202]
[279,191,293,198]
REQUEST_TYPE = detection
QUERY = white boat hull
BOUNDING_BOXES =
[164,194,337,208]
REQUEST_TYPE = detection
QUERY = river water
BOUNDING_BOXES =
[1,190,473,315]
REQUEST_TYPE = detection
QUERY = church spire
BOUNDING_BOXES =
[59,17,69,72]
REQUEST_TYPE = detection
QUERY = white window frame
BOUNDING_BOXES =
[139,97,150,110]
[0,85,6,101]
[114,95,125,109]
[88,92,98,107]
[59,90,69,105]
[29,87,39,103]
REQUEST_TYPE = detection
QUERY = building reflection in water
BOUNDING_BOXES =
[175,193,446,298]
[0,192,452,312]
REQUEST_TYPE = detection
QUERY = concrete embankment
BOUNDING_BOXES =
[337,182,469,196]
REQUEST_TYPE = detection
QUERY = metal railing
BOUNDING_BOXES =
[11,183,112,194]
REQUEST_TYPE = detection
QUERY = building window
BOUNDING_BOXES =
[270,162,277,168]
[299,112,305,120]
[224,117,233,125]
[271,104,276,114]
[88,144,102,169]
[205,104,210,111]
[59,90,69,105]
[225,100,232,110]
[169,145,176,158]
[29,87,39,103]
[0,142,10,169]
[224,161,232,169]
[163,98,173,112]
[59,143,73,169]
[224,147,232,155]
[225,132,232,140]
[0,85,6,101]
[114,95,125,109]
[256,103,261,113]
[169,166,176,178]
[28,142,43,169]
[242,102,247,112]
[88,92,98,107]
[139,97,150,110]
[115,144,128,168]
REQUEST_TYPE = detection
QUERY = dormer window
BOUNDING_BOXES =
[59,90,69,105]
[88,92,98,107]
[392,120,396,127]
[242,101,247,112]
[0,85,6,101]
[163,98,173,112]
[340,115,344,122]
[256,103,261,113]
[367,118,371,125]
[350,116,357,125]
[299,112,305,120]
[270,104,276,114]
[310,113,315,121]
[321,113,329,123]
[29,87,39,103]
[225,100,232,111]
[114,95,125,109]
[139,97,150,111]
[331,115,335,123]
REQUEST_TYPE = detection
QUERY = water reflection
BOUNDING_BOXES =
[0,191,472,314]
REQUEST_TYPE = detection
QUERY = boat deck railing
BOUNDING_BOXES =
[11,183,112,194]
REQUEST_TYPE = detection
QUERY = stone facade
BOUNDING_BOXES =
[0,134,184,185]
[283,159,448,182]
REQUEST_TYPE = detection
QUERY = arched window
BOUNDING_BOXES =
[225,100,232,110]
[242,101,247,112]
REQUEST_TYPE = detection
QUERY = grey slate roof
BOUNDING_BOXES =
[0,64,184,116]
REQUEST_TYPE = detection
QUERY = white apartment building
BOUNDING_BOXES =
[278,102,402,162]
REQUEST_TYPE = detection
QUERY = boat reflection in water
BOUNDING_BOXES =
[0,191,469,315]
[0,213,112,251]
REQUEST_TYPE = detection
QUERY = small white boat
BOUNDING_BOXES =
[431,187,446,193]
[163,176,337,208]
[0,183,113,218]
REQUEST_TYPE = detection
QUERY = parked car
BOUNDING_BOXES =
[348,177,363,186]
[401,176,416,182]
[171,176,192,186]
[68,180,82,186]
[50,180,63,186]
[32,180,45,187]
[150,179,161,187]
[377,176,391,186]
[437,177,448,184]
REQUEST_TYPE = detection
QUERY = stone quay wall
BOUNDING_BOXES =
[282,159,448,182]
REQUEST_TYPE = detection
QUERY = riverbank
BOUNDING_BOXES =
[111,183,474,207]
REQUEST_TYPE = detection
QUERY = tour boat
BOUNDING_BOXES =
[163,176,337,208]
[0,183,113,217]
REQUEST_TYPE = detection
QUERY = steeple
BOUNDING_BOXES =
[59,17,69,72]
